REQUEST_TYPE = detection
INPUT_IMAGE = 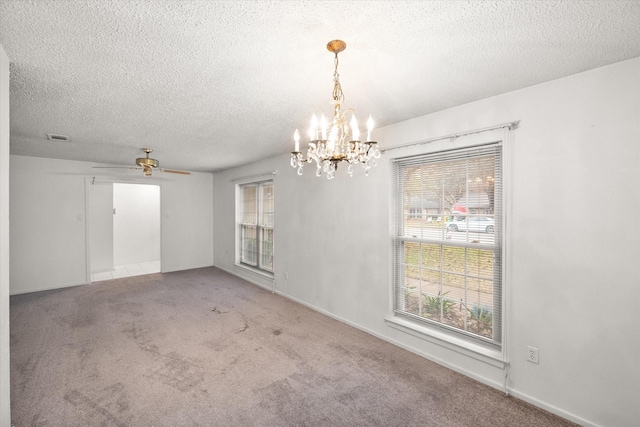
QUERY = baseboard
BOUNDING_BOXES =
[508,389,596,427]
[161,262,214,274]
[91,268,115,274]
[10,280,87,296]
[215,264,274,293]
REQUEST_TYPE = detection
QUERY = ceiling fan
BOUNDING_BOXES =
[93,148,191,176]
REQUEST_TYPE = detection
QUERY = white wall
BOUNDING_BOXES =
[10,156,214,294]
[89,181,114,272]
[113,183,160,265]
[0,42,11,426]
[213,57,640,427]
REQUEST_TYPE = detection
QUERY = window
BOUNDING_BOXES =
[239,180,274,273]
[393,144,502,347]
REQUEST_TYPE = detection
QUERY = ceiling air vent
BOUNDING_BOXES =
[46,133,70,142]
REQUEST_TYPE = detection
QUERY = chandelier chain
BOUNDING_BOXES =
[332,53,344,104]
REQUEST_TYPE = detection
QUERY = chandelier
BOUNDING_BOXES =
[291,40,381,179]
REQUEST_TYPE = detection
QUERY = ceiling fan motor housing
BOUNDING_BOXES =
[92,147,189,176]
[136,157,159,168]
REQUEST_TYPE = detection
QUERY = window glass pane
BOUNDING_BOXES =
[261,183,274,227]
[419,269,440,291]
[260,227,274,272]
[242,185,257,224]
[404,242,420,268]
[466,282,494,338]
[467,248,494,279]
[442,158,468,216]
[421,243,441,269]
[241,225,257,266]
[402,166,422,237]
[404,288,420,317]
[402,165,448,239]
[404,266,420,290]
[443,246,465,275]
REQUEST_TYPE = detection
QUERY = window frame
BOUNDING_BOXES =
[238,180,274,275]
[390,141,505,353]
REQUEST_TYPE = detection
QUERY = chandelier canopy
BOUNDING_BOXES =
[291,40,381,179]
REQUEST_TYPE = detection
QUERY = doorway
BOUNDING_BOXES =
[89,182,161,282]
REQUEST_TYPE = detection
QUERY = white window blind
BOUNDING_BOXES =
[393,143,502,346]
[240,180,274,273]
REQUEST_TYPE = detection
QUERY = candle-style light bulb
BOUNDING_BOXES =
[350,116,360,141]
[327,126,337,151]
[366,115,375,142]
[320,114,328,140]
[308,114,319,140]
[294,129,300,152]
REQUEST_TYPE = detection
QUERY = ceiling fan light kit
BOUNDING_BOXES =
[291,40,381,179]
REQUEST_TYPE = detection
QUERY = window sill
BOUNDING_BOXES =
[234,263,274,281]
[385,315,505,368]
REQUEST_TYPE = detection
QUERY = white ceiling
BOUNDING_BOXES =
[1,0,639,173]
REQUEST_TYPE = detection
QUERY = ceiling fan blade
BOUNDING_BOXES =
[92,166,140,170]
[161,169,191,175]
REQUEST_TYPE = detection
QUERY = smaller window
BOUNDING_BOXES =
[239,181,274,273]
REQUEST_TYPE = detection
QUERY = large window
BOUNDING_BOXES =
[239,180,274,273]
[393,144,502,346]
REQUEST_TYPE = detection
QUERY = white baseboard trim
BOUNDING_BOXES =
[10,280,87,296]
[161,262,214,274]
[215,264,274,293]
[507,389,597,427]
[91,268,115,274]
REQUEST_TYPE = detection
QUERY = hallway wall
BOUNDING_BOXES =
[89,181,114,272]
[9,156,214,294]
[113,183,160,265]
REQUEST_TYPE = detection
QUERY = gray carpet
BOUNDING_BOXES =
[10,267,576,426]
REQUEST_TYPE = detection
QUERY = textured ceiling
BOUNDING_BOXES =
[1,0,640,173]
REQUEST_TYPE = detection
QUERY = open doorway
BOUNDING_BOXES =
[89,182,161,282]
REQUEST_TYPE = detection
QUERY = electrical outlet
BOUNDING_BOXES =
[527,346,539,364]
[284,272,289,280]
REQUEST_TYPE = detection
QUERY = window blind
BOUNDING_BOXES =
[240,180,274,273]
[393,144,502,346]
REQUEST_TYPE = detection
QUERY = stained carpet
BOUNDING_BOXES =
[10,267,576,426]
